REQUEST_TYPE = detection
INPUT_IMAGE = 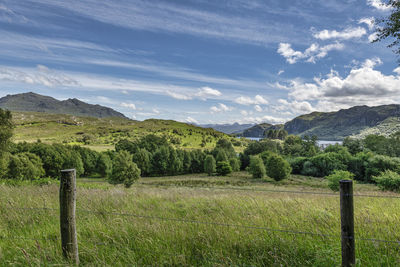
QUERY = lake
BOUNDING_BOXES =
[241,137,343,146]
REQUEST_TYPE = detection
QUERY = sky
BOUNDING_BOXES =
[0,0,399,125]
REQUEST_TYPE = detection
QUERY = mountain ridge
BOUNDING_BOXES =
[0,92,127,119]
[238,104,400,140]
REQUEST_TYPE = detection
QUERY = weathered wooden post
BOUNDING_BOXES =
[60,169,79,265]
[340,180,355,267]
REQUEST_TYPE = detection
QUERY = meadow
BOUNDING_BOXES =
[1,172,400,266]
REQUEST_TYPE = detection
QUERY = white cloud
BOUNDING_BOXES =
[313,27,367,40]
[254,105,263,112]
[280,58,400,111]
[368,32,378,42]
[367,0,392,11]
[210,103,232,113]
[195,87,222,100]
[278,70,284,75]
[185,116,199,124]
[166,90,192,100]
[236,115,287,125]
[277,99,315,114]
[152,108,160,114]
[235,95,268,105]
[278,42,344,64]
[121,102,137,110]
[359,17,375,31]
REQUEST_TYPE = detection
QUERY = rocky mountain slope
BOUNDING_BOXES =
[239,105,400,140]
[0,92,127,118]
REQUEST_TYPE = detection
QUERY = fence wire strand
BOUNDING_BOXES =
[136,183,400,199]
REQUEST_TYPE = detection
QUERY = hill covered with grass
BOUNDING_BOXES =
[0,92,127,118]
[11,111,239,151]
[239,104,400,140]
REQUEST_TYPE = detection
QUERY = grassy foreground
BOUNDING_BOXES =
[1,173,400,266]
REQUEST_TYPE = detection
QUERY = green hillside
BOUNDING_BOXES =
[0,92,127,118]
[11,111,238,151]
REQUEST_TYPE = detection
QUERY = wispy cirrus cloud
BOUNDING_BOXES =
[27,0,306,46]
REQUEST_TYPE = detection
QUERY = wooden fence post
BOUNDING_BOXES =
[60,169,79,265]
[340,180,355,267]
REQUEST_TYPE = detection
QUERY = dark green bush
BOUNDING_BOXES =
[110,150,141,188]
[326,170,354,192]
[265,154,291,181]
[229,158,241,172]
[204,155,216,176]
[216,161,232,176]
[365,155,400,183]
[7,152,45,180]
[288,157,308,174]
[248,156,266,179]
[373,170,400,192]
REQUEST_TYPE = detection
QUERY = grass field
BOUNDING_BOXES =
[1,172,400,266]
[11,112,245,152]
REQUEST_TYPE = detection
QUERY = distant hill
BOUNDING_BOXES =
[239,104,400,140]
[199,123,255,134]
[239,123,274,137]
[0,92,127,118]
[11,111,234,151]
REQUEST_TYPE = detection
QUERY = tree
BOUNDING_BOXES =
[133,148,152,176]
[265,154,292,181]
[204,155,216,176]
[216,161,232,176]
[248,156,266,179]
[110,150,140,188]
[215,149,228,162]
[0,109,13,155]
[373,1,400,55]
[7,152,45,180]
[229,158,241,172]
[97,153,112,178]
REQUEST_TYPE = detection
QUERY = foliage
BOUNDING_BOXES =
[264,129,288,140]
[373,1,400,55]
[133,148,152,176]
[97,153,113,178]
[365,155,400,182]
[215,149,228,162]
[343,137,363,155]
[326,170,354,192]
[7,152,45,180]
[373,170,400,192]
[216,161,232,176]
[265,154,291,181]
[288,157,308,175]
[109,150,140,188]
[248,156,266,179]
[229,158,240,172]
[0,109,13,154]
[283,135,318,157]
[204,155,216,176]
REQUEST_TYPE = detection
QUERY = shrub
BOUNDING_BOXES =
[365,155,400,183]
[301,160,319,177]
[326,170,354,192]
[229,158,241,172]
[373,170,400,192]
[97,153,112,178]
[7,152,45,180]
[110,150,141,188]
[288,157,308,174]
[204,155,216,176]
[265,154,291,181]
[248,156,266,179]
[215,149,228,162]
[216,161,232,176]
[307,152,349,177]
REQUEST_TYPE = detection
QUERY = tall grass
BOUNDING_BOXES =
[1,174,400,266]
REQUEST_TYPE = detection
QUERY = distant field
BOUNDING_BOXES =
[11,111,245,151]
[1,172,400,266]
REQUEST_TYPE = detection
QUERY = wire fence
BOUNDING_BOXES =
[2,179,400,266]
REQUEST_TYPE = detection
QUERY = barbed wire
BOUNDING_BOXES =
[3,206,400,246]
[136,183,400,199]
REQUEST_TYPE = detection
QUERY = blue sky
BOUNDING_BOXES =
[0,0,399,124]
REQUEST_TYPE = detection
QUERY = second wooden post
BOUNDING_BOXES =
[340,180,355,267]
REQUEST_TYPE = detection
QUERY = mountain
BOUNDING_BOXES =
[239,123,274,137]
[0,92,127,118]
[199,123,255,134]
[239,104,400,140]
